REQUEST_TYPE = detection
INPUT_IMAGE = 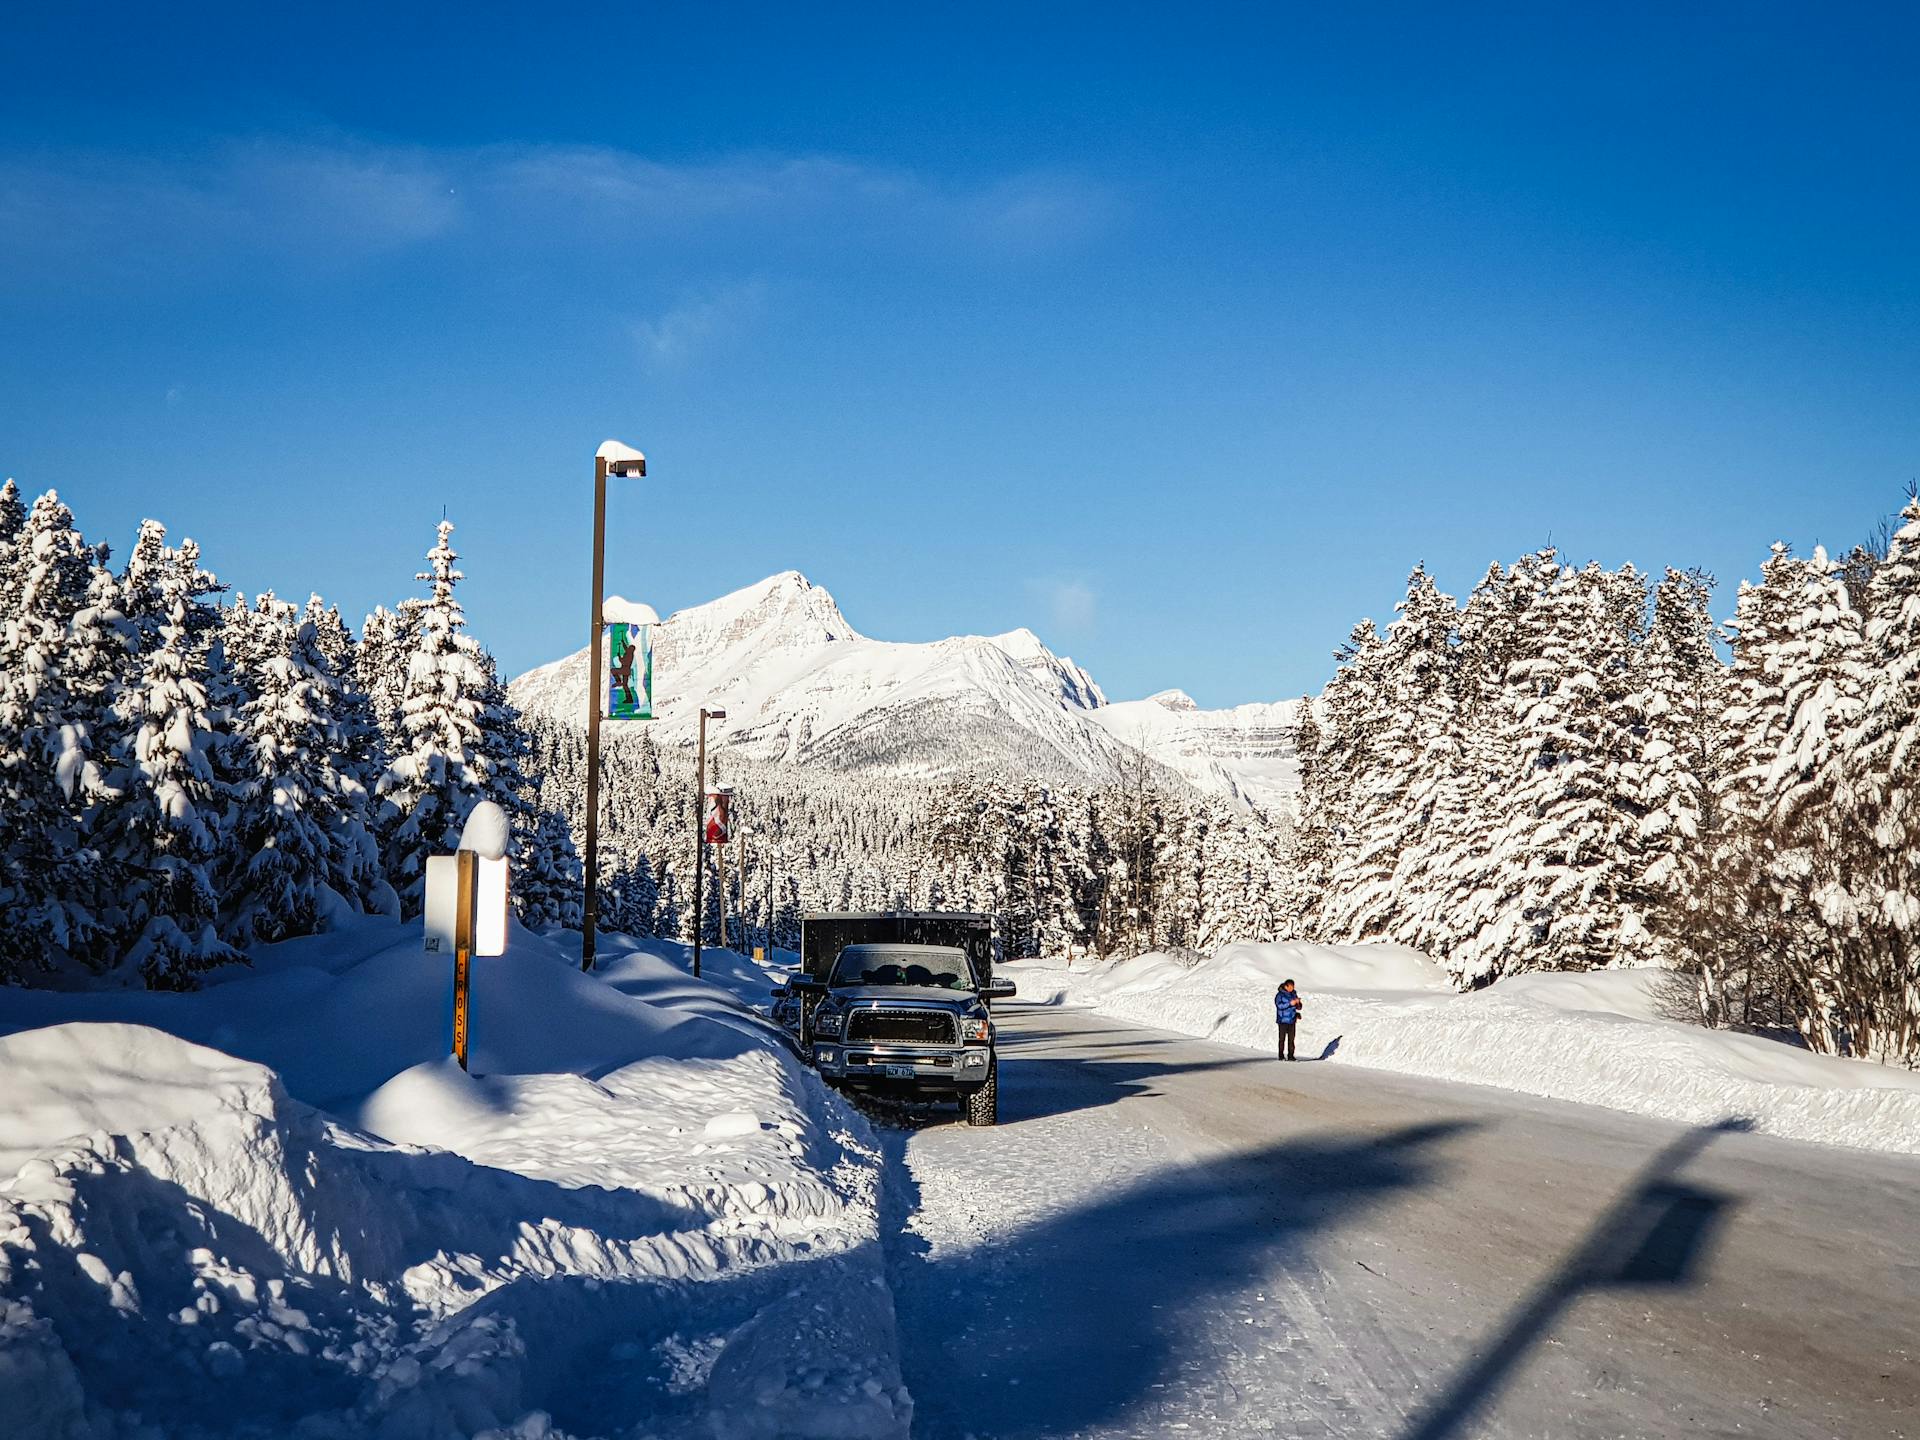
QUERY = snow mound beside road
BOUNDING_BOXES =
[1014,944,1920,1155]
[0,925,911,1440]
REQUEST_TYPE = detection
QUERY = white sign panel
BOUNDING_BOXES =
[473,856,509,956]
[423,854,459,955]
[423,852,510,957]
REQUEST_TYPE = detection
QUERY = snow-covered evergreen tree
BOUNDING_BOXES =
[221,596,384,944]
[1306,619,1388,941]
[1503,562,1650,971]
[515,804,585,931]
[1275,697,1327,938]
[378,521,528,915]
[0,492,126,981]
[304,596,386,801]
[1634,568,1731,976]
[1343,566,1461,946]
[99,549,243,988]
[360,602,421,758]
[0,478,24,569]
[1827,493,1920,1060]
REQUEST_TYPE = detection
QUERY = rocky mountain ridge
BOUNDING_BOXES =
[509,571,1299,807]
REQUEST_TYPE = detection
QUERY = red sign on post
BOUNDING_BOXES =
[705,787,732,845]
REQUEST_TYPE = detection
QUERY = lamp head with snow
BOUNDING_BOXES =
[596,439,647,478]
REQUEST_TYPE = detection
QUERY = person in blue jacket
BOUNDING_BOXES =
[1274,979,1304,1060]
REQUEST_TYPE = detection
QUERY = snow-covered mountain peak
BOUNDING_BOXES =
[508,569,1292,805]
[983,627,1107,710]
[669,570,861,655]
[1087,691,1304,812]
[988,626,1048,658]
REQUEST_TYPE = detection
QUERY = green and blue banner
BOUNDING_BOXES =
[606,622,653,720]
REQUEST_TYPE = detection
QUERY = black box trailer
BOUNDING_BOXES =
[799,911,997,989]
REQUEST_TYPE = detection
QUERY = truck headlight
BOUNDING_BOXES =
[963,1018,991,1044]
[813,1011,843,1036]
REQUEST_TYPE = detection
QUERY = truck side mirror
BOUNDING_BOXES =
[789,973,825,992]
[769,986,791,999]
[987,978,1017,999]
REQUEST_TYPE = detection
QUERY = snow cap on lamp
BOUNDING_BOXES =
[595,440,646,475]
[603,595,663,626]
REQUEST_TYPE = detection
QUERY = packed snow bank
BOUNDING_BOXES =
[0,1023,274,1178]
[1012,943,1920,1155]
[0,922,910,1440]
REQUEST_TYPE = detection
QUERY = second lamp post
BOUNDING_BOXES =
[691,705,726,978]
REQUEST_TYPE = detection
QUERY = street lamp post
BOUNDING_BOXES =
[692,705,726,978]
[582,440,646,972]
[764,824,777,958]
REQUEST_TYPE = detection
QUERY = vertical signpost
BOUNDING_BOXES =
[452,849,476,1069]
[736,829,747,955]
[692,708,726,978]
[707,785,734,953]
[424,802,511,1071]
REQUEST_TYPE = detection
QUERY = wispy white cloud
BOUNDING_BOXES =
[487,146,1117,257]
[633,280,768,371]
[0,137,1118,288]
[1040,578,1097,634]
[0,139,459,276]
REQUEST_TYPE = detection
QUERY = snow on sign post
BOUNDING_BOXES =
[605,621,653,720]
[423,802,511,1071]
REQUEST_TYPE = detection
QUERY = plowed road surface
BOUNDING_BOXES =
[882,1002,1919,1440]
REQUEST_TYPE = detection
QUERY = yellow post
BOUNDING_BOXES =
[453,848,476,1071]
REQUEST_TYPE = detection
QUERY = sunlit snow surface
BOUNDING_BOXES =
[1013,942,1920,1155]
[0,922,910,1440]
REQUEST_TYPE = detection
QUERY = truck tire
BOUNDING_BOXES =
[962,1058,998,1126]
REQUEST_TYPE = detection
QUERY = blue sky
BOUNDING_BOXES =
[3,2,1915,705]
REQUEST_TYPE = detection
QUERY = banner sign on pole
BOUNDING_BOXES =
[704,786,733,845]
[606,622,653,720]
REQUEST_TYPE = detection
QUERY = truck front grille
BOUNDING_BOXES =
[846,1009,958,1045]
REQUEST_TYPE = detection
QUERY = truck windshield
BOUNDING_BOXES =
[829,947,974,990]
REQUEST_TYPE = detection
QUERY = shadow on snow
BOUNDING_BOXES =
[880,1109,1474,1438]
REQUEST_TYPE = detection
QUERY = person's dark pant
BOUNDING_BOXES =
[1276,1021,1296,1060]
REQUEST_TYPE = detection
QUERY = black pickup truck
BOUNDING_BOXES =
[770,912,1015,1125]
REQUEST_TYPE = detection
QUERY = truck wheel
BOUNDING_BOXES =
[963,1058,998,1126]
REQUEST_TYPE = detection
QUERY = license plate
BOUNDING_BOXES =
[883,1064,916,1078]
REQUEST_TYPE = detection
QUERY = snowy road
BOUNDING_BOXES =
[882,1002,1920,1440]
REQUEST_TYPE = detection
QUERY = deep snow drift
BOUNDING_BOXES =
[0,920,910,1440]
[1010,943,1920,1155]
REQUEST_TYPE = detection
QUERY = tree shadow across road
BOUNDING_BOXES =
[883,1114,1475,1438]
[1396,1117,1751,1440]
